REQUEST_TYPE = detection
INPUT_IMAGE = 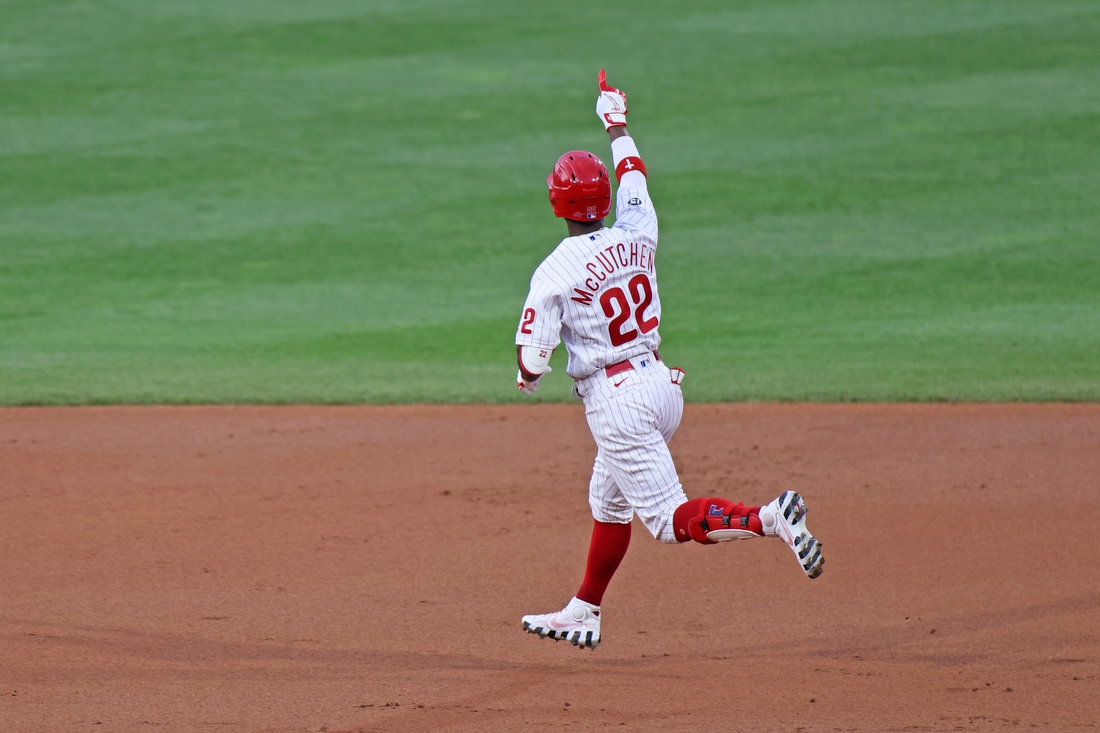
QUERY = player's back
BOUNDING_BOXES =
[532,183,661,378]
[516,131,661,381]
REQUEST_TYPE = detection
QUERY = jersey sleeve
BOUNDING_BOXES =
[611,135,657,239]
[515,274,563,350]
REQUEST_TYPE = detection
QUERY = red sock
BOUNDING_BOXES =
[575,520,631,606]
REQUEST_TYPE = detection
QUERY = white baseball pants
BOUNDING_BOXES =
[577,352,687,543]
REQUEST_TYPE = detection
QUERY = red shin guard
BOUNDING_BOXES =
[575,520,631,606]
[673,497,763,544]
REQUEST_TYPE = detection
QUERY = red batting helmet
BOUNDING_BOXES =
[547,151,611,221]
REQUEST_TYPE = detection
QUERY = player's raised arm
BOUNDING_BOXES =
[597,70,646,186]
[596,70,655,236]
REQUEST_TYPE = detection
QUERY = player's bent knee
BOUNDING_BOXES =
[591,502,633,525]
[672,497,764,545]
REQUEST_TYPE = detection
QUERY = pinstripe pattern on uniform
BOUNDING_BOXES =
[515,181,660,379]
[581,353,686,542]
[516,136,687,540]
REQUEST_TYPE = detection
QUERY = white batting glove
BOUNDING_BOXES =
[596,69,627,130]
[517,366,551,396]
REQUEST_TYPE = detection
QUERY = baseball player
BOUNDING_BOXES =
[514,71,824,650]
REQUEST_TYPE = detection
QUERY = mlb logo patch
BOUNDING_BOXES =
[708,504,724,516]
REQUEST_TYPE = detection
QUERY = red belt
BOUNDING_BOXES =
[605,360,634,378]
[604,351,660,378]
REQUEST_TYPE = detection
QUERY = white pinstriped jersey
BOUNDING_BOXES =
[516,173,660,379]
[516,136,687,541]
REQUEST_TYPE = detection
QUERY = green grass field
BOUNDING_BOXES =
[2,0,1098,404]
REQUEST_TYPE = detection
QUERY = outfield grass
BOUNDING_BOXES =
[1,0,1098,403]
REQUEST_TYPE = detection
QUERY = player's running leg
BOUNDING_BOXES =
[521,453,631,650]
[591,368,825,578]
[671,492,824,579]
[518,518,628,651]
[576,448,635,605]
[576,519,632,606]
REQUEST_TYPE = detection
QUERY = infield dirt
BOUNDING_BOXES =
[1,404,1098,732]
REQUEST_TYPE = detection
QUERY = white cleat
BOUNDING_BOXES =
[760,491,824,579]
[521,597,601,650]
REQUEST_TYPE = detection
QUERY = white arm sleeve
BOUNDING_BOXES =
[610,135,657,238]
[611,135,648,191]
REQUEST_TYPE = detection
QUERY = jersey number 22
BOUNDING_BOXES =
[600,274,658,347]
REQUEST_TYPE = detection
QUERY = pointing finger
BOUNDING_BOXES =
[599,69,610,92]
